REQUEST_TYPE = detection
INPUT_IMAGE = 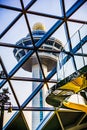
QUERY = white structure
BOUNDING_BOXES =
[13,23,62,130]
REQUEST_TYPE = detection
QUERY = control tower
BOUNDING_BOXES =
[13,22,62,130]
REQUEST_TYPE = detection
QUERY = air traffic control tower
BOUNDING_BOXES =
[13,23,62,130]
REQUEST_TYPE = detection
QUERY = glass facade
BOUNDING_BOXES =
[0,0,87,130]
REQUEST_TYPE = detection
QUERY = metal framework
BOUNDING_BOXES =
[0,0,87,130]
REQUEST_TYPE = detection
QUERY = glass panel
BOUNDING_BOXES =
[57,52,65,80]
[70,3,87,21]
[67,22,82,38]
[29,0,62,16]
[64,57,75,78]
[64,42,70,52]
[0,0,21,8]
[64,0,77,12]
[0,83,18,126]
[71,31,80,48]
[0,82,18,106]
[23,0,31,7]
[11,80,32,105]
[74,56,84,70]
[52,24,67,45]
[1,16,28,43]
[0,47,18,74]
[80,25,87,40]
[0,8,20,34]
[82,41,87,65]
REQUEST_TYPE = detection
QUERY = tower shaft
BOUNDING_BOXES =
[32,64,47,130]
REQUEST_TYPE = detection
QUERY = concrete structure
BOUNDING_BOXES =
[13,22,62,130]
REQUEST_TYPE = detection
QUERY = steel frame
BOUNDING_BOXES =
[0,0,87,129]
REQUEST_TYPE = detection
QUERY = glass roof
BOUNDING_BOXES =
[0,0,87,130]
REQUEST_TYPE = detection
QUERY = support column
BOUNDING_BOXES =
[32,64,47,130]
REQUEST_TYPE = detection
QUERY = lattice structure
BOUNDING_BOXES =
[0,0,87,130]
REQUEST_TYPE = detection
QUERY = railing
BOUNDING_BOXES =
[57,24,87,81]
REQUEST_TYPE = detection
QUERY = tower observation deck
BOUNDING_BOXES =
[13,22,62,130]
[13,22,62,72]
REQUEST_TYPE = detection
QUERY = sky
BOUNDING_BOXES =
[0,0,87,129]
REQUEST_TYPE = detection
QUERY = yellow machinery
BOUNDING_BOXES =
[62,74,87,113]
[59,74,87,93]
[46,71,87,112]
[63,101,87,113]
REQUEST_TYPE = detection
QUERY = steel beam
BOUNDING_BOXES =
[0,4,22,12]
[1,106,54,111]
